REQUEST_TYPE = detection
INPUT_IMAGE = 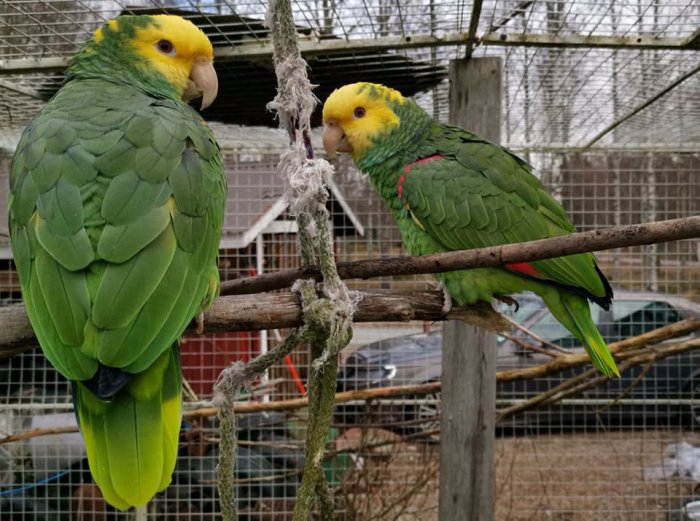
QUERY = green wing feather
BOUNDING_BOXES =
[401,126,609,303]
[10,79,225,377]
[9,78,226,508]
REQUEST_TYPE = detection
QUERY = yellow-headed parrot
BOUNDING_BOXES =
[9,15,225,508]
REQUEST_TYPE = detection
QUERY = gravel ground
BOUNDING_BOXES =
[336,429,700,521]
[494,430,699,521]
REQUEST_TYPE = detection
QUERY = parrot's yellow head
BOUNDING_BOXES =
[322,83,406,161]
[74,15,217,109]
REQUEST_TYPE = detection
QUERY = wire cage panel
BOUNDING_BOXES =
[0,0,699,519]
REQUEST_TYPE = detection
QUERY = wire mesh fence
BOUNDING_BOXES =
[1,1,698,147]
[0,146,697,519]
[0,0,699,519]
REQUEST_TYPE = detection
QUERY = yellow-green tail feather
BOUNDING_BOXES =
[544,290,620,378]
[74,345,182,509]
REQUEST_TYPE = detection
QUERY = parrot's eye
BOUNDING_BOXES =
[353,107,366,119]
[155,40,176,56]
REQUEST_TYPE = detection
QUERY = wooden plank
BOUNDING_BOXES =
[448,57,502,141]
[439,56,501,521]
[439,323,496,520]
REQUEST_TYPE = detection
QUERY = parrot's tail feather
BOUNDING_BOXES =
[594,263,614,311]
[74,345,182,510]
[507,261,613,311]
[545,291,620,378]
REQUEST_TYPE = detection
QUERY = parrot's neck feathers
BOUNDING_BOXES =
[356,101,434,203]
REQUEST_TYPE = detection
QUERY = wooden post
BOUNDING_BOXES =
[448,58,502,141]
[439,57,501,521]
[439,324,496,520]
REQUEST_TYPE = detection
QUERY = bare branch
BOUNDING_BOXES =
[221,216,700,296]
[500,315,572,354]
[497,337,700,421]
[0,426,78,444]
[495,318,700,382]
[500,333,561,357]
[0,290,509,359]
[3,319,697,446]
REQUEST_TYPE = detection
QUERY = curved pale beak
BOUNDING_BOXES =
[322,119,352,159]
[184,57,218,110]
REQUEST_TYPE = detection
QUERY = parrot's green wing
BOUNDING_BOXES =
[400,126,611,305]
[10,79,225,508]
[9,78,226,380]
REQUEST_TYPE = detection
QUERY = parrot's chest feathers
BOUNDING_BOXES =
[395,211,444,257]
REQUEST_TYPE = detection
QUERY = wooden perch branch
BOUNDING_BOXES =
[2,215,698,359]
[221,216,700,295]
[0,290,509,359]
[3,318,698,446]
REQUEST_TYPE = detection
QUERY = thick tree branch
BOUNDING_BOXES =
[0,290,509,359]
[221,216,700,296]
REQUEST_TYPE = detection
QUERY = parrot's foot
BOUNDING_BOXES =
[436,282,453,314]
[195,312,205,335]
[495,295,519,312]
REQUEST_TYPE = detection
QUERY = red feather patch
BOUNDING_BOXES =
[399,154,444,200]
[505,262,542,278]
[397,174,406,200]
[403,154,444,173]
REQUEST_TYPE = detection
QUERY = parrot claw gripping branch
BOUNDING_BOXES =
[8,15,225,509]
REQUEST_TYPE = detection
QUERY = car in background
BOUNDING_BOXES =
[673,498,700,521]
[334,291,700,434]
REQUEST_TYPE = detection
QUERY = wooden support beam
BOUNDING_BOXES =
[439,324,496,520]
[2,31,696,75]
[439,56,501,520]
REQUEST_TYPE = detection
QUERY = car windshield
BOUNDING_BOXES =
[611,299,680,339]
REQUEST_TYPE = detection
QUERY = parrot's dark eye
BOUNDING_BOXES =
[353,107,366,118]
[156,40,175,56]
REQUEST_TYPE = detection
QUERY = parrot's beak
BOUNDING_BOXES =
[322,120,352,159]
[184,57,218,110]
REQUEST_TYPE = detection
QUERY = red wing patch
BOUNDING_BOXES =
[403,154,444,173]
[505,262,542,278]
[397,174,406,200]
[399,154,444,201]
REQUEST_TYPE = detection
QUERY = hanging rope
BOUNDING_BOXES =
[213,327,311,520]
[213,1,356,519]
[266,0,356,519]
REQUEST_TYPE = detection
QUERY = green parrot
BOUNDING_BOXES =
[322,82,619,378]
[8,15,225,509]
